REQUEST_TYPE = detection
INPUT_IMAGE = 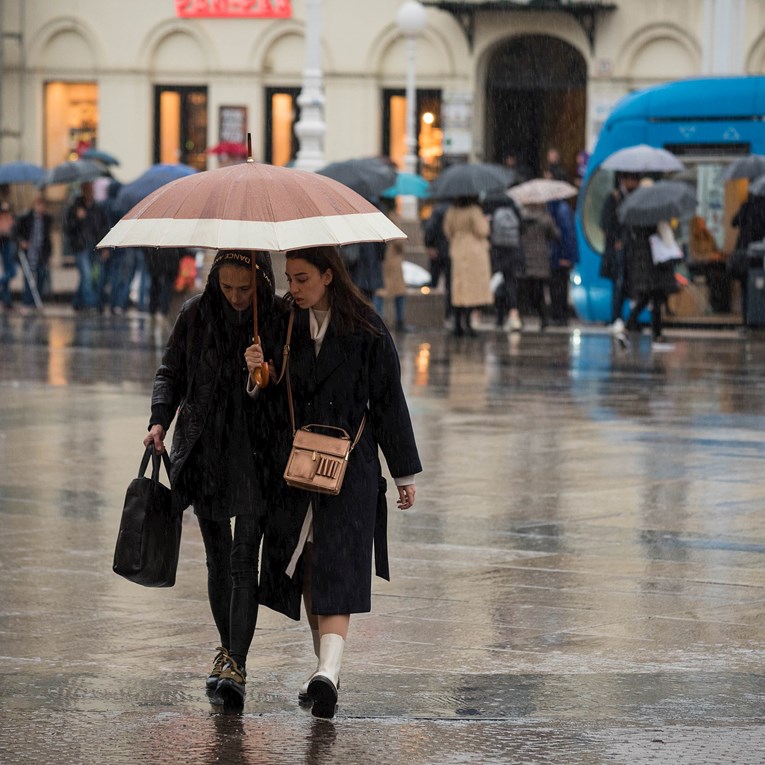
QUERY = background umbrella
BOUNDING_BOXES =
[0,161,47,186]
[81,148,120,166]
[98,160,405,252]
[617,180,697,226]
[47,159,105,185]
[317,158,397,201]
[114,163,197,214]
[722,154,765,181]
[747,173,765,196]
[381,171,430,199]
[429,162,513,200]
[601,144,685,173]
[507,178,579,205]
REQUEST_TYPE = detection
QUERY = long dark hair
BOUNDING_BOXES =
[203,249,276,324]
[285,245,382,335]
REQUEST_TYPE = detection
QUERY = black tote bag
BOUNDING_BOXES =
[113,445,182,587]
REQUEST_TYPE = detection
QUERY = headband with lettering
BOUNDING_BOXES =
[213,250,253,268]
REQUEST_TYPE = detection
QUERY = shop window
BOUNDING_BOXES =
[382,89,442,179]
[44,81,99,167]
[265,87,300,166]
[153,86,208,170]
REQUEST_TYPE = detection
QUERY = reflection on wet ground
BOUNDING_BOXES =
[1,311,765,763]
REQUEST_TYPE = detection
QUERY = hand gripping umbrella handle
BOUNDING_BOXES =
[251,256,269,389]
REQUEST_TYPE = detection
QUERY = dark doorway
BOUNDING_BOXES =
[486,36,586,180]
[153,85,208,170]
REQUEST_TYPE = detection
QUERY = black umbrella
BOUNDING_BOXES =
[317,158,396,201]
[429,163,514,200]
[47,159,105,185]
[722,155,765,181]
[617,180,697,226]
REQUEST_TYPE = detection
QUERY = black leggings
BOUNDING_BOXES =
[197,513,263,669]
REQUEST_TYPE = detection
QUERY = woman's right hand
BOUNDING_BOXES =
[143,424,166,454]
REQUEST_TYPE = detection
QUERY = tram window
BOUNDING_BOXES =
[580,168,616,255]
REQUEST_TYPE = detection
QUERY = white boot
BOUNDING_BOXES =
[298,628,321,704]
[307,633,345,719]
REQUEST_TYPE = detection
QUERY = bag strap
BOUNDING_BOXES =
[283,308,367,450]
[139,444,172,486]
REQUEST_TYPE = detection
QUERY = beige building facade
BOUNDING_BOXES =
[0,0,762,186]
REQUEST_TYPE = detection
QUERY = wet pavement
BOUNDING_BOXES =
[1,309,765,764]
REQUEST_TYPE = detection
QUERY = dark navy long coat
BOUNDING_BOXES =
[260,308,422,618]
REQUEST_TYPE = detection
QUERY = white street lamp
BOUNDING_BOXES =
[395,0,427,219]
[294,0,326,171]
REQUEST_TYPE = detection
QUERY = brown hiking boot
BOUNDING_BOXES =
[206,647,230,692]
[215,658,247,707]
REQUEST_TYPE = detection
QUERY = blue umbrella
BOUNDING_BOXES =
[115,163,197,214]
[82,148,120,166]
[0,161,47,186]
[381,172,430,199]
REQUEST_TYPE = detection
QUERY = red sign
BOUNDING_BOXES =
[175,0,292,18]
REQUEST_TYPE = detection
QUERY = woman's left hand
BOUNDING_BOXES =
[397,484,416,510]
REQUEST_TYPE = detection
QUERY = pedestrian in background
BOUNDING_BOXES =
[623,219,678,344]
[518,202,559,330]
[730,192,765,322]
[487,194,524,331]
[422,201,453,321]
[144,249,285,708]
[600,172,641,331]
[443,196,493,336]
[258,246,421,719]
[547,195,578,325]
[0,198,17,312]
[64,181,109,313]
[375,204,410,332]
[146,247,181,324]
[15,194,53,310]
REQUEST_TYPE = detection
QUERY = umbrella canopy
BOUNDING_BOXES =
[381,172,430,199]
[402,260,431,288]
[507,178,579,205]
[429,163,513,200]
[617,180,697,226]
[600,144,685,174]
[722,154,765,181]
[114,163,197,214]
[98,160,406,252]
[0,161,47,186]
[317,158,397,201]
[82,148,120,166]
[47,159,106,185]
[747,173,765,197]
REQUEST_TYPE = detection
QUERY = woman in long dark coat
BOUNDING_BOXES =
[144,249,285,707]
[255,245,422,719]
[623,224,678,342]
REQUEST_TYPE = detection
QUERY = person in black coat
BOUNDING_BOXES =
[143,249,286,708]
[599,172,640,327]
[15,194,53,307]
[255,245,422,719]
[623,224,678,342]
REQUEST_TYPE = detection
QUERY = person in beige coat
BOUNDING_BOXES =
[443,196,493,336]
[374,209,410,332]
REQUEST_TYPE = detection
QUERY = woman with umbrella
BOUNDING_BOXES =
[443,196,493,336]
[620,180,690,344]
[143,249,287,708]
[256,246,422,719]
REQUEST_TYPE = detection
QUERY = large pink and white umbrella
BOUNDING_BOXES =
[97,160,405,252]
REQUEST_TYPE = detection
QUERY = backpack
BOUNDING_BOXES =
[491,205,521,248]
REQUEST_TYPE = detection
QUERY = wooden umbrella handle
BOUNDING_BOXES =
[251,255,269,388]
